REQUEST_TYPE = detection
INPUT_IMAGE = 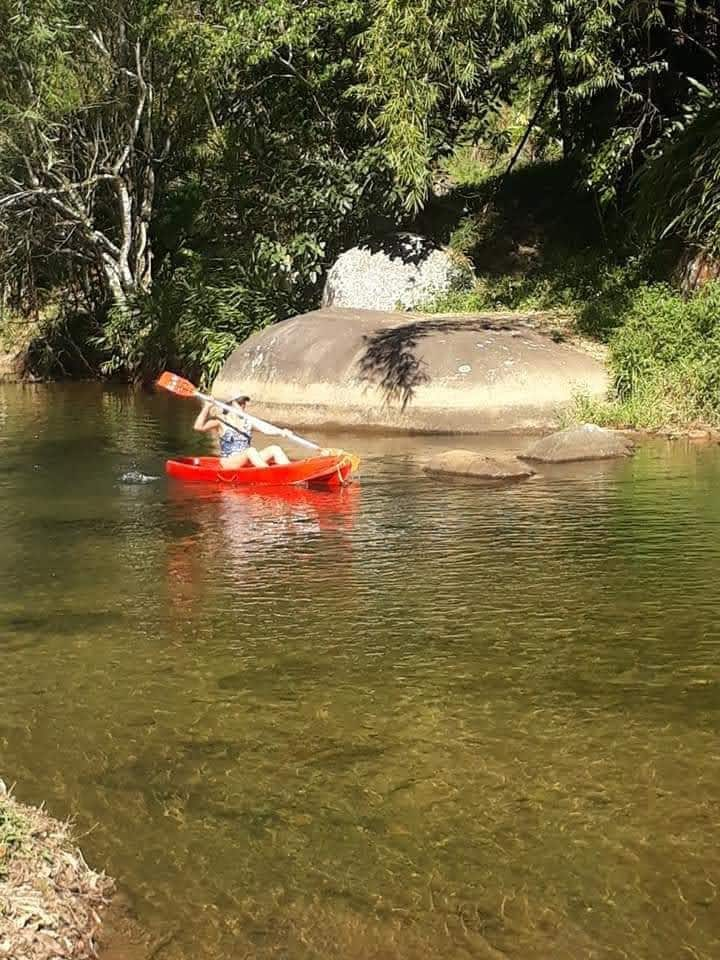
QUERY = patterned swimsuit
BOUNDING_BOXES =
[219,416,253,458]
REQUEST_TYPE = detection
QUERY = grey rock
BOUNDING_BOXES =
[322,233,472,312]
[424,450,535,483]
[214,308,610,434]
[521,423,634,463]
[119,470,159,485]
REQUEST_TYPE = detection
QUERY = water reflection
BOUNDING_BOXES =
[165,482,360,617]
[1,384,720,960]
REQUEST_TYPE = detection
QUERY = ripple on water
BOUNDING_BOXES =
[1,385,720,959]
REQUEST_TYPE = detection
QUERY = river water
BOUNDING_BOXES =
[1,382,719,960]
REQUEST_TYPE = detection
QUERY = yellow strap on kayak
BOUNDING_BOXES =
[324,449,360,474]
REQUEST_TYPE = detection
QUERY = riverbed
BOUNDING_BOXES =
[1,382,719,960]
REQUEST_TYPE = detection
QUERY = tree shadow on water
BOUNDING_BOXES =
[357,316,515,410]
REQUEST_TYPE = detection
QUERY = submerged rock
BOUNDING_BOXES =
[119,470,159,485]
[521,423,634,463]
[322,233,472,312]
[424,450,535,483]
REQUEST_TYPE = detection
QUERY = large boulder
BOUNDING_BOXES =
[424,450,535,483]
[213,308,610,434]
[322,233,471,312]
[521,423,634,462]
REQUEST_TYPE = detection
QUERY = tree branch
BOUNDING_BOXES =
[112,41,148,175]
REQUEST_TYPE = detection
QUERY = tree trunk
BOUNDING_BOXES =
[0,26,161,318]
[553,47,572,160]
[102,257,131,312]
[680,248,720,293]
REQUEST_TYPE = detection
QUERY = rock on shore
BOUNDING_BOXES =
[322,233,471,312]
[214,308,609,433]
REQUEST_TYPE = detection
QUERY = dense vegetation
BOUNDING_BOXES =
[2,0,720,422]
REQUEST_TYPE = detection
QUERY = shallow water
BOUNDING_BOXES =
[1,382,720,960]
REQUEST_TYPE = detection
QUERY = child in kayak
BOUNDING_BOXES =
[193,394,291,469]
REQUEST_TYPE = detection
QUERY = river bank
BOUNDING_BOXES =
[212,302,720,440]
[7,284,720,441]
[0,788,112,959]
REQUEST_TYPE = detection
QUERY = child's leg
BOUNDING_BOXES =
[259,444,290,466]
[220,447,267,468]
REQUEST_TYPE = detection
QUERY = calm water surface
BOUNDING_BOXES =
[1,383,720,960]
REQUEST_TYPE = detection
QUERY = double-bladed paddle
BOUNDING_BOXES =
[156,371,360,471]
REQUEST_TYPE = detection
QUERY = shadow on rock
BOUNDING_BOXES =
[356,233,438,266]
[358,316,516,409]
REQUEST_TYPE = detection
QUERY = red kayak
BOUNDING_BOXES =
[165,454,355,488]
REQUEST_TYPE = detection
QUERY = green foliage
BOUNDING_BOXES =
[610,283,720,415]
[447,215,490,258]
[634,91,720,256]
[564,377,704,431]
[357,0,494,209]
[24,309,100,380]
[420,161,646,324]
[440,89,561,189]
[0,0,405,382]
[358,0,720,219]
[442,147,499,189]
[567,283,720,430]
[96,258,292,386]
[422,152,720,430]
[4,0,720,390]
[0,800,28,874]
[576,262,649,341]
[425,255,644,328]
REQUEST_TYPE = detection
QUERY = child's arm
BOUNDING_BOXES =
[194,402,222,433]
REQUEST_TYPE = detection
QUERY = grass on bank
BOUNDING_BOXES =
[564,283,720,430]
[0,790,114,960]
[419,160,720,430]
[0,795,30,874]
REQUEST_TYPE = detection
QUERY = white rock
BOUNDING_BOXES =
[322,233,472,312]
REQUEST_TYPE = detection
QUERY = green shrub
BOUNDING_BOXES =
[576,263,644,341]
[96,271,275,387]
[13,303,103,381]
[448,215,489,257]
[94,233,327,384]
[565,372,708,430]
[442,145,499,188]
[569,282,720,428]
[609,282,720,415]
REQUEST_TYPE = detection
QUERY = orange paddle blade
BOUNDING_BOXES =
[156,371,198,399]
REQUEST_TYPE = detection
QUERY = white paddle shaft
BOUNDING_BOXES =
[195,390,320,452]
